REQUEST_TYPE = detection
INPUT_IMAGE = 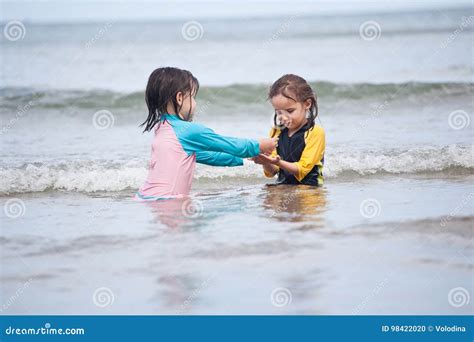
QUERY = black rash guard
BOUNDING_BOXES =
[264,122,325,186]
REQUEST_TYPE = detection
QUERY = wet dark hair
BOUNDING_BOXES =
[140,67,199,132]
[268,74,318,137]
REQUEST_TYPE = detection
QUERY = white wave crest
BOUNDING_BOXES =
[0,145,471,194]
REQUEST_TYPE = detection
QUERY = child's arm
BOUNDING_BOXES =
[195,151,243,167]
[260,156,299,176]
[176,122,276,158]
[252,153,279,177]
[256,126,325,181]
[253,127,281,178]
[263,163,279,177]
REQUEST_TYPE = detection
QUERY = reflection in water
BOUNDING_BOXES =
[155,274,196,313]
[141,185,328,230]
[152,272,218,314]
[145,197,202,230]
[262,185,328,227]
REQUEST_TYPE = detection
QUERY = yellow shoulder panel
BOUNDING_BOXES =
[295,126,325,182]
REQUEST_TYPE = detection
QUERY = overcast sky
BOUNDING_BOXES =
[0,0,471,23]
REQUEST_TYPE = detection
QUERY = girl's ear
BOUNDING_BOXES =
[304,99,312,110]
[176,92,183,105]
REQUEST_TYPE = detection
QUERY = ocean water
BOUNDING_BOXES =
[1,6,473,314]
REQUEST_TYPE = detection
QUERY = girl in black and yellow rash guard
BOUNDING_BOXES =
[251,74,325,186]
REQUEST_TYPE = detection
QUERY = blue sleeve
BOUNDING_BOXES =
[195,151,243,166]
[174,122,260,157]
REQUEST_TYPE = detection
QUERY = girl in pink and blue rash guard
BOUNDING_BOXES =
[136,67,277,201]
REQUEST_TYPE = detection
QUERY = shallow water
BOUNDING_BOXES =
[1,175,472,314]
[1,8,472,90]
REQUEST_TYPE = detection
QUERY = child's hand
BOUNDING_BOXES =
[250,154,280,165]
[259,138,278,155]
[249,154,267,165]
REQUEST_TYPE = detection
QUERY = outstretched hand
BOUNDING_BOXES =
[249,154,280,165]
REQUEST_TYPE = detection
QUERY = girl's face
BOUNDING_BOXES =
[271,94,311,131]
[176,88,197,121]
